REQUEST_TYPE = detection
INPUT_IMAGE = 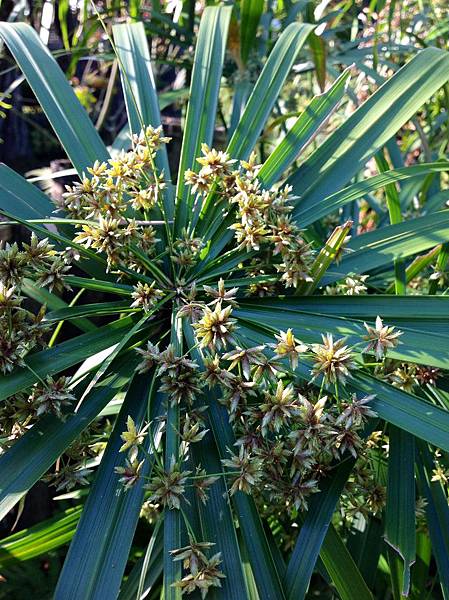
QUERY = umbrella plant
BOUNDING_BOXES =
[1,6,449,599]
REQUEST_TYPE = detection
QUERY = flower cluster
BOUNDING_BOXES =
[124,275,405,532]
[0,236,73,372]
[185,145,314,289]
[171,542,225,598]
[0,235,77,448]
[59,126,170,275]
[9,134,440,597]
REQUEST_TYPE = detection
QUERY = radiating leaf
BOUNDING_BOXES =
[322,210,449,284]
[0,22,109,173]
[285,459,356,599]
[289,48,449,216]
[257,68,350,188]
[56,376,163,599]
[295,162,449,227]
[385,427,416,596]
[175,6,232,232]
[228,22,314,161]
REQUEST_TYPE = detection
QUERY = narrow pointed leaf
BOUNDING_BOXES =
[228,22,314,161]
[117,524,163,600]
[320,524,373,600]
[190,430,249,599]
[295,162,449,227]
[0,163,55,219]
[289,48,449,216]
[258,69,350,188]
[175,6,232,232]
[240,0,264,65]
[417,444,449,600]
[56,376,163,599]
[285,458,356,599]
[385,427,416,596]
[113,22,172,191]
[0,506,82,565]
[0,22,109,173]
[322,210,449,284]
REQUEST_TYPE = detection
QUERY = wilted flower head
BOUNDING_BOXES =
[259,380,299,435]
[335,394,377,428]
[135,341,161,373]
[221,446,262,495]
[171,542,225,599]
[115,458,144,490]
[415,365,440,386]
[222,345,266,380]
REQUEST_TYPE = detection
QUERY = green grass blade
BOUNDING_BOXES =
[289,47,449,215]
[0,506,82,565]
[190,429,250,599]
[351,374,449,453]
[0,23,109,174]
[285,459,356,599]
[22,278,95,333]
[117,524,163,600]
[347,517,383,589]
[235,304,449,370]
[240,0,264,65]
[63,275,133,296]
[320,525,374,600]
[164,313,183,600]
[321,210,449,284]
[258,69,350,188]
[174,6,232,233]
[211,404,285,599]
[45,301,134,321]
[375,151,405,293]
[417,444,449,600]
[55,375,162,599]
[240,295,449,321]
[385,427,416,596]
[295,162,449,226]
[0,163,55,219]
[228,23,314,161]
